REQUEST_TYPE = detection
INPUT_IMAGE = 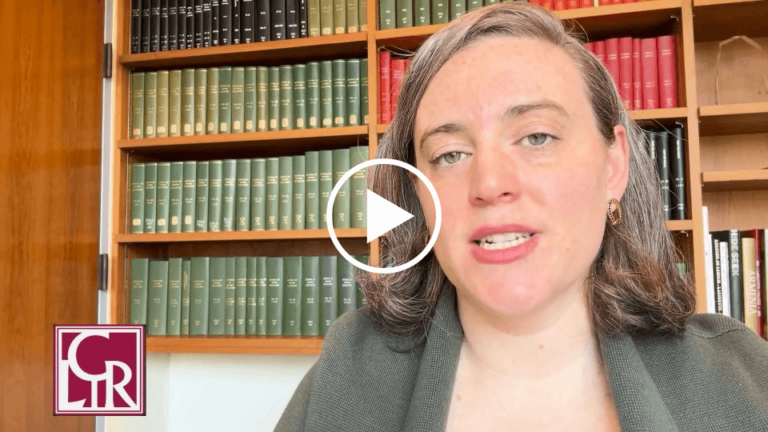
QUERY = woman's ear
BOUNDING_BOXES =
[607,124,630,201]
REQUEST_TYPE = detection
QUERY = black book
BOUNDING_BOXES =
[712,236,724,315]
[285,0,298,39]
[271,0,285,40]
[232,0,241,44]
[299,0,307,37]
[160,0,169,51]
[141,0,151,52]
[150,0,161,51]
[177,0,187,49]
[194,0,203,47]
[256,0,270,41]
[212,0,220,45]
[131,0,142,53]
[644,130,658,175]
[241,0,254,43]
[168,0,178,50]
[203,0,212,47]
[728,229,744,323]
[654,131,671,220]
[670,125,686,221]
[186,0,195,48]
[219,0,232,44]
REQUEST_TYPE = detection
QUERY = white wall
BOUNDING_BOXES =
[107,353,318,432]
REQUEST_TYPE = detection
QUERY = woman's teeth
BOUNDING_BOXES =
[474,233,534,250]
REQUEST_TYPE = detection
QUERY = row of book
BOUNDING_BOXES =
[129,255,368,336]
[533,0,658,9]
[586,35,678,111]
[702,209,767,338]
[640,125,686,221]
[130,146,368,234]
[378,51,411,124]
[129,59,368,139]
[130,0,369,54]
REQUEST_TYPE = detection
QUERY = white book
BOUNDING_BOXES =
[719,242,731,317]
[702,206,715,313]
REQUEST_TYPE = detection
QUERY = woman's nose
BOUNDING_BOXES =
[468,148,521,207]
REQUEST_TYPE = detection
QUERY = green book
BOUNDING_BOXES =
[346,59,360,126]
[206,67,220,134]
[181,259,191,335]
[284,256,303,336]
[320,0,334,35]
[319,150,333,229]
[361,59,368,125]
[129,258,149,325]
[144,162,158,233]
[359,0,367,30]
[451,0,465,19]
[484,0,498,4]
[432,0,448,24]
[320,61,333,128]
[266,158,280,230]
[256,256,268,335]
[268,67,281,131]
[256,67,269,132]
[231,67,245,133]
[156,70,169,137]
[292,156,306,230]
[319,255,338,335]
[131,72,145,139]
[144,72,157,138]
[208,257,226,335]
[467,0,482,11]
[267,257,284,335]
[246,256,258,335]
[222,159,237,231]
[219,66,233,133]
[355,255,368,307]
[155,163,171,233]
[251,159,266,230]
[236,159,251,231]
[415,0,429,25]
[333,0,346,33]
[380,0,395,29]
[168,162,183,233]
[305,151,320,229]
[338,257,356,316]
[130,163,145,233]
[306,62,320,128]
[350,146,368,228]
[224,257,236,335]
[279,65,294,130]
[235,256,248,335]
[278,156,293,230]
[293,64,307,129]
[195,161,210,232]
[397,0,413,28]
[301,256,320,336]
[182,161,197,232]
[309,0,321,36]
[207,160,223,232]
[244,67,257,132]
[166,258,183,335]
[346,0,358,32]
[190,257,210,335]
[169,70,182,136]
[332,60,347,127]
[181,69,195,136]
[332,149,351,228]
[194,68,208,135]
[147,259,169,335]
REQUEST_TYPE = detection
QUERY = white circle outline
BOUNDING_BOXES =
[327,158,442,274]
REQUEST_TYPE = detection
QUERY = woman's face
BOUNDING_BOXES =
[413,37,629,320]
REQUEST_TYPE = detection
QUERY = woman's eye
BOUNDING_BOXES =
[521,133,556,148]
[431,151,467,166]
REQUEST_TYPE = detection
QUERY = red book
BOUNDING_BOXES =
[585,42,595,53]
[581,0,593,7]
[605,38,620,91]
[594,40,606,65]
[554,0,567,9]
[657,35,678,108]
[391,59,406,120]
[641,38,659,109]
[633,38,642,110]
[379,51,391,124]
[567,0,580,8]
[405,58,412,70]
[619,37,633,110]
[529,0,541,6]
[611,0,622,3]
[623,0,636,2]
[540,0,554,10]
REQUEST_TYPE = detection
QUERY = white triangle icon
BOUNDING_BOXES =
[366,189,415,244]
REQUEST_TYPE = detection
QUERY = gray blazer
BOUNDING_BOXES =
[276,283,768,431]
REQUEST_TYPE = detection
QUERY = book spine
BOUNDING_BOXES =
[208,160,223,232]
[337,257,356,316]
[332,59,347,126]
[266,157,280,230]
[450,0,464,20]
[415,0,429,25]
[178,0,187,49]
[244,67,257,132]
[713,238,723,314]
[655,132,670,219]
[379,51,391,123]
[302,256,320,336]
[619,37,633,110]
[132,0,143,53]
[246,256,258,334]
[144,162,158,233]
[346,59,360,126]
[155,162,171,233]
[729,230,744,322]
[319,150,333,229]
[359,0,367,30]
[251,159,266,230]
[235,256,248,335]
[467,0,481,11]
[305,151,320,229]
[293,64,307,129]
[346,0,358,32]
[657,35,677,109]
[219,66,233,133]
[350,146,367,228]
[333,0,345,33]
[169,0,179,49]
[566,0,579,8]
[194,0,203,47]
[720,241,732,317]
[306,62,320,128]
[641,38,659,110]
[320,0,334,34]
[203,0,212,46]
[355,255,367,307]
[236,159,252,230]
[182,161,197,232]
[186,0,195,47]
[702,207,715,313]
[194,69,208,134]
[670,126,686,220]
[286,0,299,38]
[169,162,184,232]
[309,0,320,36]
[165,258,182,336]
[319,255,337,335]
[195,161,210,231]
[211,0,220,45]
[256,0,270,41]
[220,0,232,44]
[161,0,170,50]
[283,256,303,335]
[231,67,245,133]
[142,0,151,52]
[168,70,182,136]
[742,237,758,334]
[206,67,220,135]
[554,0,566,10]
[278,156,294,229]
[280,65,294,129]
[267,257,284,335]
[224,257,236,335]
[293,156,306,229]
[147,260,170,335]
[632,38,642,110]
[256,256,267,335]
[320,61,333,127]
[221,159,237,231]
[190,257,210,335]
[131,73,145,139]
[430,0,447,24]
[361,59,368,125]
[129,258,150,325]
[144,72,158,138]
[151,0,161,51]
[180,259,191,334]
[232,0,241,43]
[208,257,226,334]
[300,0,308,37]
[268,67,281,130]
[181,69,194,135]
[397,0,412,27]
[332,149,350,228]
[390,59,405,119]
[272,0,286,39]
[605,38,620,92]
[131,164,145,233]
[256,67,269,131]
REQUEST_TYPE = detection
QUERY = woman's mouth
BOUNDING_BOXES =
[472,232,536,250]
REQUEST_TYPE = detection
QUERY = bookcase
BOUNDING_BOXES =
[107,0,768,356]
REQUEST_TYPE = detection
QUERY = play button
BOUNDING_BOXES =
[326,158,442,275]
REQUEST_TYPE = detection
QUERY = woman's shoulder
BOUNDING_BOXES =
[320,306,419,360]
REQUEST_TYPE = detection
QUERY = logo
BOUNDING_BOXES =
[54,325,145,416]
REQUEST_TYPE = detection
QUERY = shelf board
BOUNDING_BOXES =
[698,102,768,136]
[146,336,324,355]
[702,170,768,192]
[120,33,368,70]
[692,0,768,42]
[667,219,694,231]
[116,228,366,243]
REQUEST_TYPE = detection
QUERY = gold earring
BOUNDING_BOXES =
[607,198,622,226]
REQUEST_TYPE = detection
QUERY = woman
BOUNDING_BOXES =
[276,3,768,431]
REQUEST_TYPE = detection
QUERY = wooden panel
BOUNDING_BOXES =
[116,228,368,243]
[698,103,768,136]
[692,0,768,42]
[146,336,324,355]
[702,170,768,192]
[703,190,768,231]
[0,0,102,430]
[699,132,768,171]
[694,37,768,107]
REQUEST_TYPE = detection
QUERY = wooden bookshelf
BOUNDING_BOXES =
[702,170,768,192]
[692,0,768,42]
[116,228,367,244]
[146,336,324,355]
[698,103,768,136]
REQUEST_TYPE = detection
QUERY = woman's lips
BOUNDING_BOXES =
[470,233,540,264]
